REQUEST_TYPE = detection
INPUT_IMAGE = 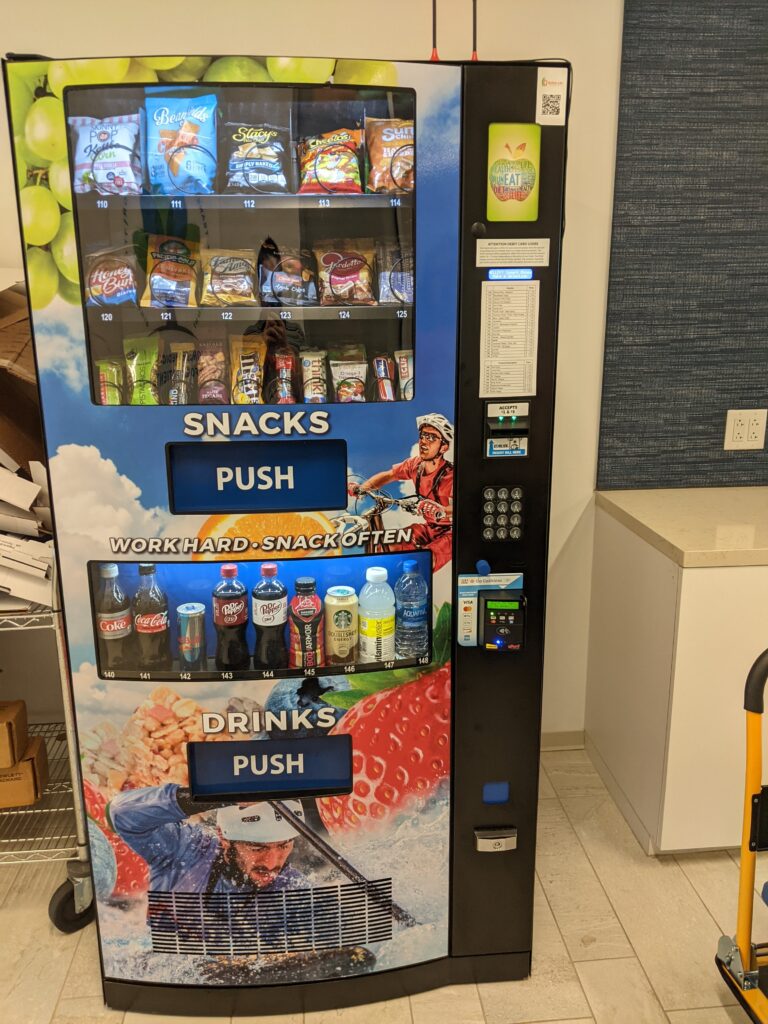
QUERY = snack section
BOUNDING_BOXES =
[65,84,415,407]
[90,552,432,682]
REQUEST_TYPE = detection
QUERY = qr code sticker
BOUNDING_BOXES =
[541,93,561,117]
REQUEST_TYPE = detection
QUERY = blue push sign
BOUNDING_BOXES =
[187,736,353,801]
[166,439,348,514]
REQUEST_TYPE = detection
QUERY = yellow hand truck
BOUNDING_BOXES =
[717,650,768,1021]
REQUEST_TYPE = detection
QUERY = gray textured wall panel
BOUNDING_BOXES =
[597,0,768,489]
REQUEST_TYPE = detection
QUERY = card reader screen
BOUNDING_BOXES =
[488,600,520,610]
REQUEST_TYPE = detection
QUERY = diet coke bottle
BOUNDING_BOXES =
[132,563,172,671]
[213,564,250,671]
[96,563,134,672]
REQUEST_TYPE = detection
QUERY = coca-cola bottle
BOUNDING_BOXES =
[132,563,172,671]
[252,563,288,669]
[213,563,250,670]
[95,563,134,672]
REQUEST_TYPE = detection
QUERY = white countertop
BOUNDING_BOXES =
[595,487,768,568]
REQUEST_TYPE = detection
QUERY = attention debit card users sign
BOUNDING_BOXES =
[187,736,353,801]
[167,439,348,514]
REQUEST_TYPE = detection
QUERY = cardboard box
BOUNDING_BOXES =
[0,700,27,769]
[0,735,48,808]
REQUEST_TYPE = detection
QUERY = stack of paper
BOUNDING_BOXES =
[0,454,53,613]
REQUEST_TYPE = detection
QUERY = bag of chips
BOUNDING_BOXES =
[85,248,139,306]
[230,334,268,404]
[298,128,363,194]
[200,249,258,306]
[198,340,229,404]
[69,113,142,195]
[365,118,414,193]
[329,344,368,403]
[259,238,317,306]
[314,239,376,306]
[123,336,160,405]
[376,241,414,304]
[141,235,200,308]
[223,122,293,193]
[145,92,217,194]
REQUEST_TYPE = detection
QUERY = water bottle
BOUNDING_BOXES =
[358,567,396,663]
[394,560,429,659]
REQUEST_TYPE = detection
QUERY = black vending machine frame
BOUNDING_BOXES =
[450,60,568,966]
[84,60,569,1016]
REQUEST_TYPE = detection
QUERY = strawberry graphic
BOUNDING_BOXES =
[84,778,149,898]
[318,604,451,833]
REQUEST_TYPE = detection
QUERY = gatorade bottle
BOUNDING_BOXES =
[358,566,395,663]
[394,559,429,658]
[212,564,250,671]
[252,563,288,669]
[288,577,324,669]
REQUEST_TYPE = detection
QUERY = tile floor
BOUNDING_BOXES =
[0,748,757,1024]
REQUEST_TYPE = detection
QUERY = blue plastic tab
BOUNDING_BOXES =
[475,559,491,576]
[482,781,510,805]
[188,736,353,801]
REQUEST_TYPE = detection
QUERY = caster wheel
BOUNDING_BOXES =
[48,878,94,934]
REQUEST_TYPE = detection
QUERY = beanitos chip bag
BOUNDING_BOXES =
[145,92,217,195]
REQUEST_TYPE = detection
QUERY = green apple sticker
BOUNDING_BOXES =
[489,143,536,202]
[487,123,541,222]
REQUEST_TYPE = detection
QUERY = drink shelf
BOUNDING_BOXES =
[76,192,413,214]
[87,304,413,327]
[99,653,431,684]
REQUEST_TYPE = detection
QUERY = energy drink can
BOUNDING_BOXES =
[288,577,324,669]
[177,602,207,671]
[325,586,358,664]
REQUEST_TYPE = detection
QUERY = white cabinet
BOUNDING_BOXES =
[586,490,768,853]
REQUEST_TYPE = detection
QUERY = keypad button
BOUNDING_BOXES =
[496,487,509,500]
[496,527,508,540]
[483,527,495,541]
[483,487,496,501]
[496,514,509,526]
[483,514,495,527]
[510,527,522,540]
[511,487,523,500]
[496,501,509,514]
[510,500,523,513]
[483,501,495,514]
[510,514,522,526]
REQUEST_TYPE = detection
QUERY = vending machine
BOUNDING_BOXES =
[4,52,568,1014]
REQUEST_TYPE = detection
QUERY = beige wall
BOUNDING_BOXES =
[0,0,625,735]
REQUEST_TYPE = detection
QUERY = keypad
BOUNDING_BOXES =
[481,486,524,541]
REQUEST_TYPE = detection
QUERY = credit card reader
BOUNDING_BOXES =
[479,591,525,651]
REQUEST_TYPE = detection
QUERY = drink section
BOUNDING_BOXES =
[5,52,568,1013]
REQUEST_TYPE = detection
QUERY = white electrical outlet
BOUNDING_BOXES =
[724,409,767,450]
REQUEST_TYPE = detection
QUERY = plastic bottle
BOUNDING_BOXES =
[95,562,134,672]
[132,563,172,671]
[213,564,250,671]
[252,563,288,669]
[358,566,396,663]
[288,577,324,669]
[394,559,429,659]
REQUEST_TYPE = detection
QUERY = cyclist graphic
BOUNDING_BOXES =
[348,414,454,571]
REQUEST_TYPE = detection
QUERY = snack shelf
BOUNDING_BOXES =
[0,723,77,865]
[77,192,414,214]
[99,653,431,684]
[86,304,413,327]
